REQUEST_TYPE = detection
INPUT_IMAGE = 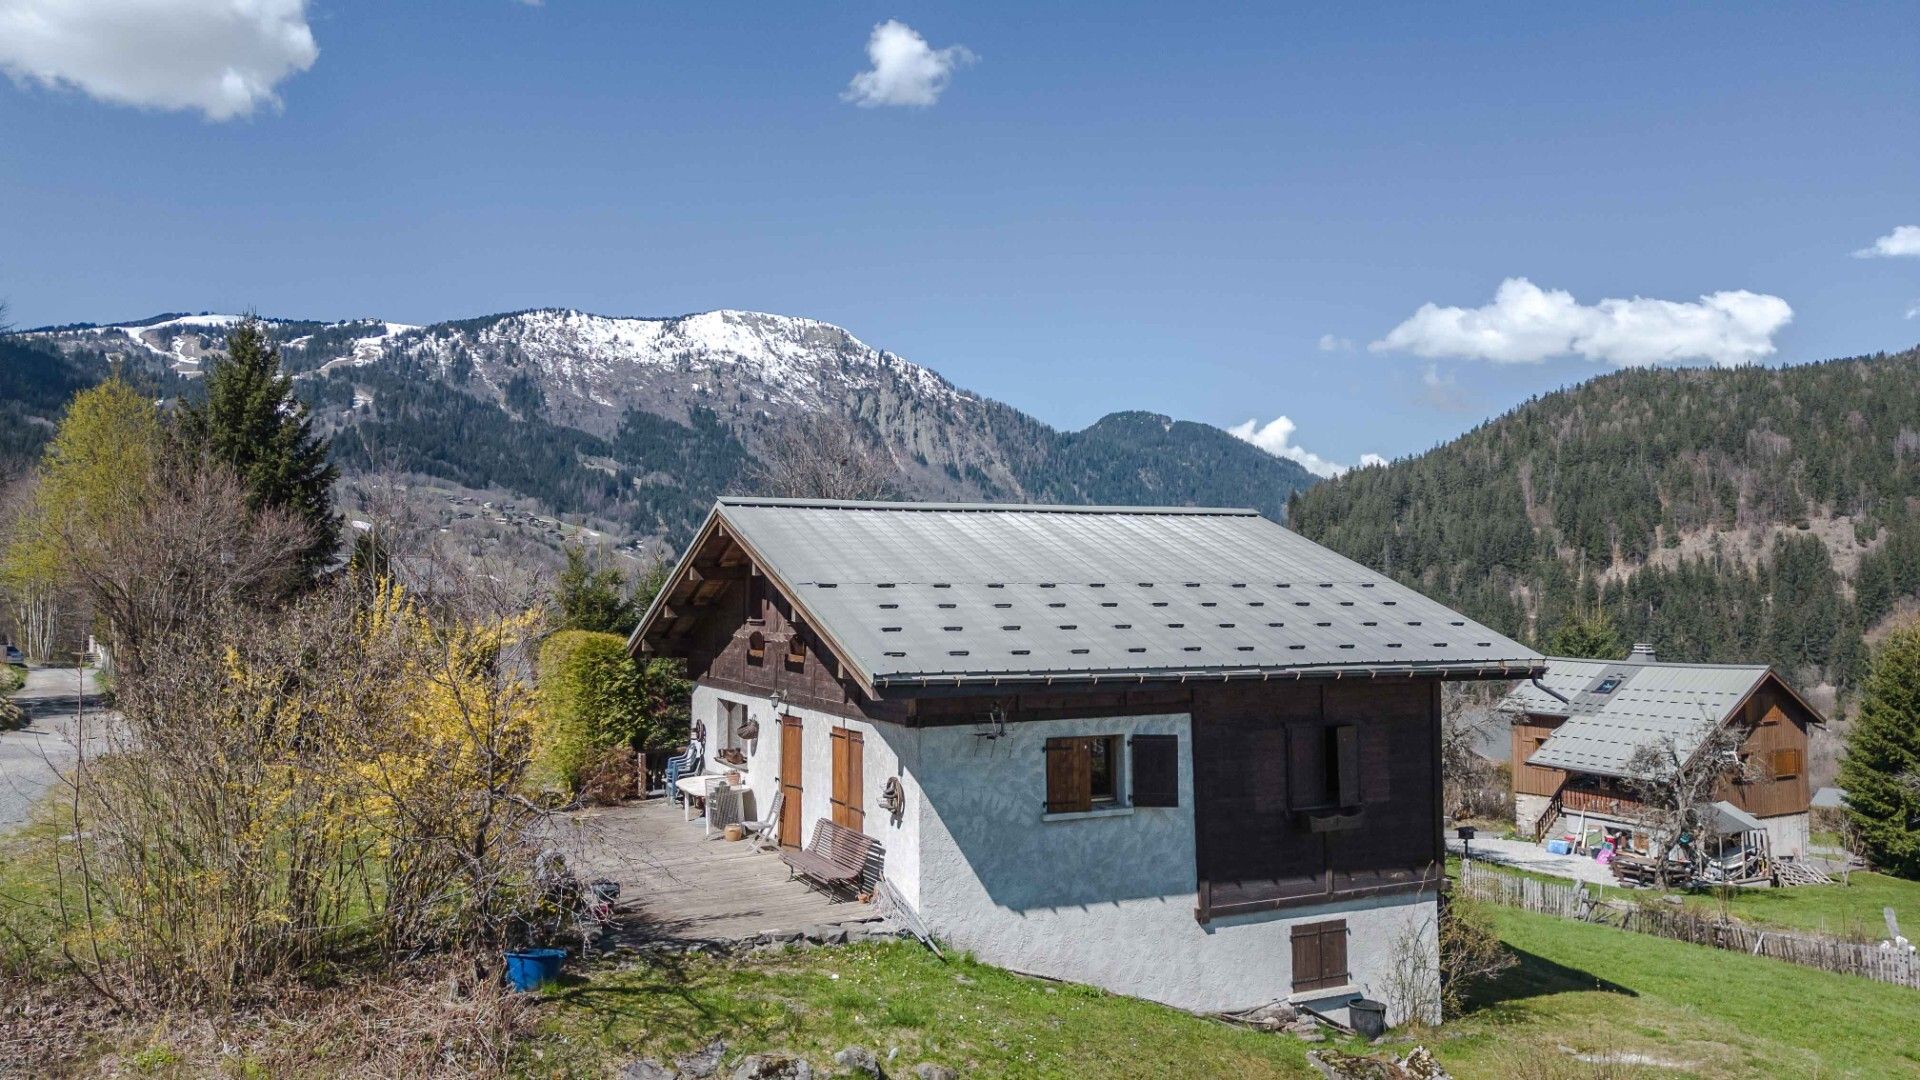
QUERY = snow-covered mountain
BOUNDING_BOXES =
[19,307,1318,542]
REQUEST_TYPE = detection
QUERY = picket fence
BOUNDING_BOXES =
[1457,861,1920,991]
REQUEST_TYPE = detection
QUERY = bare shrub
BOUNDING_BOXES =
[578,746,638,806]
[41,580,548,1007]
[1442,682,1512,822]
[54,455,310,680]
[1381,892,1513,1025]
[746,413,899,501]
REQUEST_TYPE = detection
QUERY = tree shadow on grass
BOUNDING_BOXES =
[1459,944,1637,1026]
[538,951,793,1053]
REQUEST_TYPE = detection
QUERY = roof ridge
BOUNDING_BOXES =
[1543,656,1771,672]
[715,497,1258,516]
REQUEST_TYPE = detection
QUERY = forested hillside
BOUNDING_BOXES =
[1289,347,1920,694]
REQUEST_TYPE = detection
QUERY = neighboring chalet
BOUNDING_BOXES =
[1503,647,1825,862]
[630,498,1542,1022]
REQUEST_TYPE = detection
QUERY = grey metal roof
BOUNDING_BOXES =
[671,497,1542,690]
[1505,657,1771,778]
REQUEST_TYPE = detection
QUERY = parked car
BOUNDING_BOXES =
[4,644,23,666]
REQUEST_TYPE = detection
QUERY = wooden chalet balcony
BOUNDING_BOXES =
[1560,786,1646,819]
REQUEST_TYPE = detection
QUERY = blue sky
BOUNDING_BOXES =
[3,3,1917,473]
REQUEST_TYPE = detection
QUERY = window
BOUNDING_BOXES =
[1288,724,1361,810]
[1088,736,1119,804]
[746,576,768,624]
[785,632,807,672]
[1594,676,1623,695]
[1771,747,1802,780]
[1290,920,1349,993]
[1044,733,1182,814]
[746,631,766,666]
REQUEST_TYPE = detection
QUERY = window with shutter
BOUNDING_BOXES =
[1290,919,1349,992]
[1771,747,1802,779]
[1130,734,1179,807]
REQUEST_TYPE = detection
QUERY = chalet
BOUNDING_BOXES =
[1503,648,1825,863]
[630,498,1543,1022]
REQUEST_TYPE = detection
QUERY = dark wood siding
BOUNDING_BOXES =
[1192,679,1443,921]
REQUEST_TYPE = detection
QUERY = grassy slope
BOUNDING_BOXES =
[1419,907,1920,1080]
[516,943,1345,1080]
[1455,856,1920,941]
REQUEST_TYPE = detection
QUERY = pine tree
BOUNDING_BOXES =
[1840,620,1920,879]
[552,545,640,635]
[1542,608,1627,660]
[179,317,340,579]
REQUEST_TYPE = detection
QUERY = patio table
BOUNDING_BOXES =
[675,773,729,823]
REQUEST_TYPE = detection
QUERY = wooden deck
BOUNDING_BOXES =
[548,797,877,943]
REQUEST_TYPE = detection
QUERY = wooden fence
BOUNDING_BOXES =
[1457,861,1920,991]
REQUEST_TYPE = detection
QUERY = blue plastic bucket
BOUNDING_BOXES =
[505,948,567,992]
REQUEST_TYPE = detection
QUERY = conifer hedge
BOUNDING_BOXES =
[536,630,690,792]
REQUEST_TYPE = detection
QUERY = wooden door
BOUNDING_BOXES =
[778,714,804,848]
[830,726,865,831]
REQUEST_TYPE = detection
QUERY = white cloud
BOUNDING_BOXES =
[1316,333,1353,352]
[1907,300,1919,320]
[1854,225,1920,259]
[1370,277,1792,368]
[1358,453,1388,469]
[842,20,974,108]
[0,0,316,121]
[1227,415,1363,479]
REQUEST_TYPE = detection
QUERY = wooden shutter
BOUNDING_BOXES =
[1334,725,1360,808]
[830,728,848,827]
[1361,723,1392,803]
[1291,920,1349,992]
[1287,725,1325,809]
[1045,737,1091,813]
[1130,734,1179,807]
[1771,747,1802,779]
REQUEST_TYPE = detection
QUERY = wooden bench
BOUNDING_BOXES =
[780,818,874,897]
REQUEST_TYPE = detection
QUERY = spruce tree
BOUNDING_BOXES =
[1840,621,1920,879]
[552,545,640,635]
[179,317,340,579]
[1542,608,1627,660]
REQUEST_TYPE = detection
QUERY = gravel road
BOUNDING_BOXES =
[1,667,106,831]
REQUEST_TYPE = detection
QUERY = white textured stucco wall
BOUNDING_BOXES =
[689,686,920,907]
[912,711,1437,1020]
[686,690,1439,1020]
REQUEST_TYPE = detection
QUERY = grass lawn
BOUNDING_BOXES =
[1408,906,1920,1079]
[1453,855,1920,942]
[514,942,1356,1079]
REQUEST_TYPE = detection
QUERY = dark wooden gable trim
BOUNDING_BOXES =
[631,506,880,699]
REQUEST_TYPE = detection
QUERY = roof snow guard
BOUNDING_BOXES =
[633,498,1543,693]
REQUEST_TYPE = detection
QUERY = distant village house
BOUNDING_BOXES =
[1503,648,1824,867]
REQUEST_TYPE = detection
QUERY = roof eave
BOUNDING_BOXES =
[869,658,1546,691]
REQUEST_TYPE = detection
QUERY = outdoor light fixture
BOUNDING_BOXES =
[1456,825,1477,859]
